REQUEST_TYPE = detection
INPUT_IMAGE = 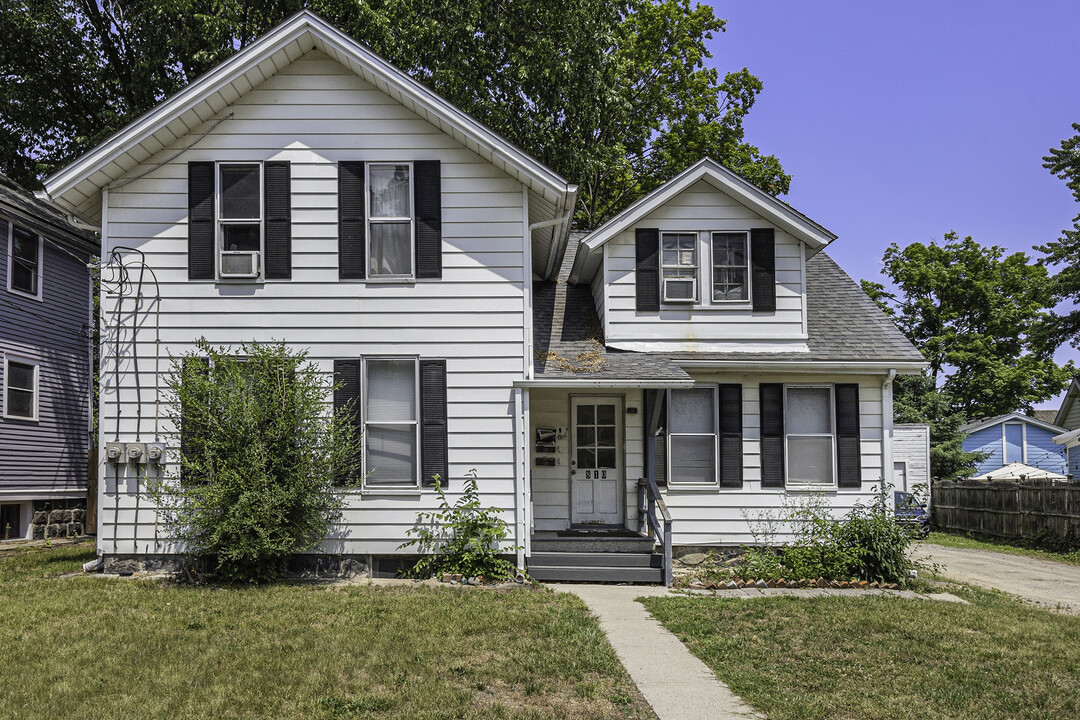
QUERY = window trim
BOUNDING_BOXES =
[215,161,264,280]
[3,356,39,422]
[366,161,416,281]
[665,384,719,487]
[362,355,421,489]
[6,223,43,301]
[710,230,751,304]
[659,231,699,304]
[1002,421,1026,465]
[783,384,837,488]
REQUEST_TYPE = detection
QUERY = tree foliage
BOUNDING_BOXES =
[1038,122,1080,346]
[890,373,984,480]
[151,340,361,583]
[866,233,1069,419]
[0,0,787,228]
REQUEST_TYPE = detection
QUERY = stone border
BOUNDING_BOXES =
[673,587,969,603]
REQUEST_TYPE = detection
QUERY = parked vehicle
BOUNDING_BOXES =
[894,492,930,538]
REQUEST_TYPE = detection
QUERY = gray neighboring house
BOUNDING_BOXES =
[0,173,97,540]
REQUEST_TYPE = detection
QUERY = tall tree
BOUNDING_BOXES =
[0,0,788,228]
[1039,122,1080,346]
[865,233,1070,419]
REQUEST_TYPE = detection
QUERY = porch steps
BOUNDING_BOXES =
[528,531,663,583]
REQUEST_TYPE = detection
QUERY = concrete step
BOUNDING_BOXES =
[531,536,656,554]
[528,564,664,583]
[530,551,662,568]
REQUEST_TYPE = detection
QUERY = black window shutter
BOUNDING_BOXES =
[414,160,442,279]
[646,389,668,486]
[635,228,660,312]
[264,161,291,279]
[188,162,215,280]
[835,383,862,488]
[420,359,448,487]
[718,384,743,488]
[759,383,785,488]
[338,161,366,279]
[180,357,209,484]
[750,228,776,313]
[333,359,363,485]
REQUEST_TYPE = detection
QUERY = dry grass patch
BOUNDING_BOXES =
[0,544,653,719]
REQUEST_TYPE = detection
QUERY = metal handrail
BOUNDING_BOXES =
[638,477,673,586]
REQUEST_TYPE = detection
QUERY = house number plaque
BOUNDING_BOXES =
[583,470,608,480]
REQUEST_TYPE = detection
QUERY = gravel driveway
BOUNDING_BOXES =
[914,543,1080,614]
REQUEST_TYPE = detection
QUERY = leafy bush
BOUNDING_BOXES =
[150,340,361,583]
[398,470,520,580]
[737,483,919,584]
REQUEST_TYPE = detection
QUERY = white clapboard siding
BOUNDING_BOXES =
[528,374,887,545]
[97,51,530,557]
[893,424,931,494]
[601,180,807,350]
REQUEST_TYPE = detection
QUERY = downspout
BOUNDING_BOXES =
[882,369,896,492]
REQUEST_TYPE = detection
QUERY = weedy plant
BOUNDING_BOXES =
[149,340,362,583]
[399,470,521,581]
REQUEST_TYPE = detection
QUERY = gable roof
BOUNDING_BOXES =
[1054,378,1080,429]
[0,174,97,252]
[959,411,1066,436]
[42,10,576,229]
[569,157,836,283]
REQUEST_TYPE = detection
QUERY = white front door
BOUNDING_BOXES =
[571,396,623,525]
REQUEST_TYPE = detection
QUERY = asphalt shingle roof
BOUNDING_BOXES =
[534,237,925,379]
[0,174,97,249]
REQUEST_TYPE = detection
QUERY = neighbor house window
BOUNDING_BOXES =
[364,357,419,486]
[8,225,41,298]
[4,358,38,420]
[218,163,262,278]
[667,386,717,484]
[368,163,413,278]
[711,232,749,302]
[660,232,698,303]
[785,385,834,486]
[1004,422,1024,464]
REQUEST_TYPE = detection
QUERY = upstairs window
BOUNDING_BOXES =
[711,232,749,302]
[4,358,37,420]
[368,163,413,278]
[218,163,262,278]
[8,225,41,298]
[1004,422,1024,464]
[661,232,697,303]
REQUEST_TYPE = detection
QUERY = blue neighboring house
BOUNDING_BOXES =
[960,411,1068,478]
[0,174,98,540]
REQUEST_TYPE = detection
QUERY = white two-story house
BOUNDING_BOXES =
[42,12,924,583]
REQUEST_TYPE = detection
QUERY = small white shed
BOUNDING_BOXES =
[893,423,931,494]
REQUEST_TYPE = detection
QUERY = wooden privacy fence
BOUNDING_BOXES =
[933,480,1080,541]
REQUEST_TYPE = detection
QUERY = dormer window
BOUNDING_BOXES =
[661,232,697,303]
[711,232,749,302]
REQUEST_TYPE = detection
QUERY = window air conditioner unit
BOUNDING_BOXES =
[662,277,696,303]
[220,251,260,278]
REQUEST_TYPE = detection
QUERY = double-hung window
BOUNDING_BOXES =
[4,358,37,420]
[368,163,413,278]
[667,386,717,485]
[364,357,419,486]
[8,225,41,298]
[711,232,749,302]
[784,385,835,486]
[660,232,698,303]
[218,163,262,278]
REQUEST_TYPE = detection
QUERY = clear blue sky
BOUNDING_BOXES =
[705,1,1080,409]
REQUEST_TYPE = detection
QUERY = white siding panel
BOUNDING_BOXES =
[98,51,529,558]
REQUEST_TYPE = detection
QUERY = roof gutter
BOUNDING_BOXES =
[514,378,694,389]
[672,360,928,374]
[529,184,578,281]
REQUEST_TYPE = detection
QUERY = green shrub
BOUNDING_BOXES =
[150,340,361,583]
[398,470,520,580]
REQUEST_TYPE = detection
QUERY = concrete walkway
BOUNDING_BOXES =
[914,543,1080,614]
[555,584,763,720]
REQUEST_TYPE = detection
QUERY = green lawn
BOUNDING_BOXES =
[0,543,653,720]
[642,588,1080,720]
[925,531,1080,566]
